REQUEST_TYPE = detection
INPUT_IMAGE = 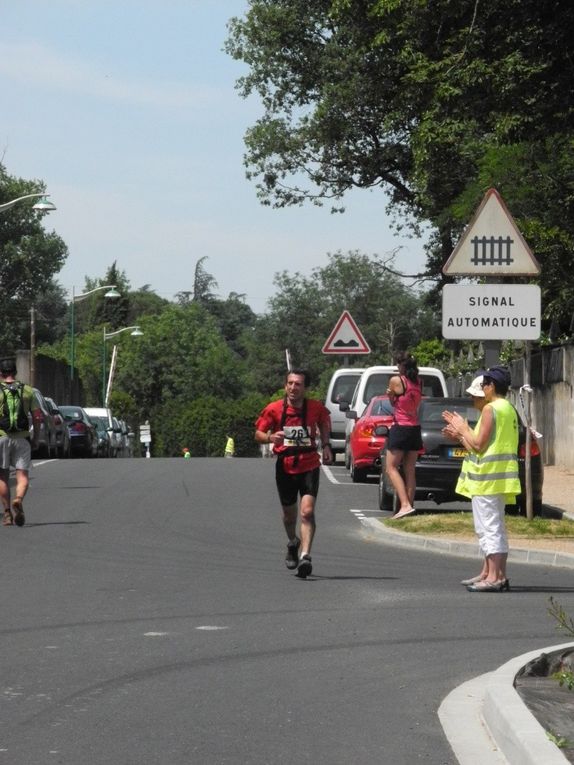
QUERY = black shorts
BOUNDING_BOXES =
[388,424,423,452]
[275,460,320,507]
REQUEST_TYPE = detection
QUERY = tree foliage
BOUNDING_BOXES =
[226,0,574,332]
[244,249,437,395]
[0,164,68,352]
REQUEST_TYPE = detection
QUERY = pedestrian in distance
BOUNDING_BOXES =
[182,447,191,459]
[385,351,423,520]
[254,368,333,578]
[0,358,40,527]
[224,435,235,458]
[442,366,520,592]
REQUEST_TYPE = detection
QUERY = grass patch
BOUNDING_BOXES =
[382,512,574,538]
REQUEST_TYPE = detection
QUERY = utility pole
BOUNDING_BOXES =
[30,306,36,388]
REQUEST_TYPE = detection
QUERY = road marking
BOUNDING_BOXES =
[322,465,338,483]
[144,632,169,637]
[196,626,229,631]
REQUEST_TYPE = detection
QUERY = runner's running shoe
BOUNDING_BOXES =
[296,554,312,578]
[12,499,24,527]
[285,538,300,569]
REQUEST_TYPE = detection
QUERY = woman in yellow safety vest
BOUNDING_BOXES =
[442,366,520,593]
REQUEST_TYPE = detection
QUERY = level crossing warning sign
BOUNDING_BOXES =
[322,311,370,354]
[442,188,541,276]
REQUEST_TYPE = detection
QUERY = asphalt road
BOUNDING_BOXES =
[1,456,573,765]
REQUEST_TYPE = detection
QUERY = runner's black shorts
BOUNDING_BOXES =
[388,424,423,452]
[275,461,320,506]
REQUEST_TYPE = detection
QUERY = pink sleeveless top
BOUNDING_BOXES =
[393,376,422,426]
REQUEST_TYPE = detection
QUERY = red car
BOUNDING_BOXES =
[346,395,394,482]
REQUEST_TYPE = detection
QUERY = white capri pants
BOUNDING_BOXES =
[471,494,509,556]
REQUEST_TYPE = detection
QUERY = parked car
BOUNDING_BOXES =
[91,418,111,457]
[345,395,394,482]
[324,367,365,456]
[83,407,118,457]
[31,388,58,458]
[44,397,71,458]
[110,416,124,456]
[341,365,449,459]
[377,397,544,515]
[59,406,98,457]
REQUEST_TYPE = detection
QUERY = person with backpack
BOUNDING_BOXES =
[0,359,39,527]
[254,369,333,579]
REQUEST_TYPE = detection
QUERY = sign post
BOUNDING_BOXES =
[442,188,541,519]
[140,421,151,459]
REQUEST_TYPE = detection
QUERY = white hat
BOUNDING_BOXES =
[466,375,485,397]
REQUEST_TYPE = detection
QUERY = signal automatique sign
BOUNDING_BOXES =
[442,284,541,340]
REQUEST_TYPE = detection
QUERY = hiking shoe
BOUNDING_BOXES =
[12,499,24,527]
[2,509,13,526]
[296,554,312,579]
[285,537,300,570]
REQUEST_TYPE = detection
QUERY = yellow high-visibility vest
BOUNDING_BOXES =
[456,398,521,503]
[225,437,235,457]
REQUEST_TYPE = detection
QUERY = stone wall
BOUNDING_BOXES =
[15,351,84,405]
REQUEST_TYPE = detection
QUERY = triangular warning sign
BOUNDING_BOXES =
[322,311,371,354]
[443,188,540,276]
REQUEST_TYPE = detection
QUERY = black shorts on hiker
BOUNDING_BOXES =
[388,424,423,452]
[275,461,320,506]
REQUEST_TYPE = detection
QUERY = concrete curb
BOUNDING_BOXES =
[359,517,574,569]
[482,643,574,765]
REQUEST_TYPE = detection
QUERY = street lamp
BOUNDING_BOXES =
[70,285,121,380]
[0,193,56,213]
[102,325,143,405]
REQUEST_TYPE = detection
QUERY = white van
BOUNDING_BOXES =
[324,368,366,455]
[342,365,448,461]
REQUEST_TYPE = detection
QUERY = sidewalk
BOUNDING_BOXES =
[359,463,574,765]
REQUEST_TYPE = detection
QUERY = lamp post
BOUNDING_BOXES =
[102,325,143,406]
[70,285,121,380]
[0,193,56,213]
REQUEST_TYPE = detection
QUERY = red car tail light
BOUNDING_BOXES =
[518,439,541,458]
[71,422,88,433]
[358,425,375,438]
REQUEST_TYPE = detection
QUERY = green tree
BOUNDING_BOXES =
[113,302,247,437]
[0,164,68,353]
[244,250,436,392]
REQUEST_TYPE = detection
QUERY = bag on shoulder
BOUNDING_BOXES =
[0,382,29,433]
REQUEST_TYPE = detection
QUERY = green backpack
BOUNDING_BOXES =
[0,382,30,433]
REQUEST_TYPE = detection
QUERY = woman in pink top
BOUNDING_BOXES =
[385,352,422,520]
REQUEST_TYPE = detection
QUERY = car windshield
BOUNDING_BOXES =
[420,400,479,426]
[61,408,83,421]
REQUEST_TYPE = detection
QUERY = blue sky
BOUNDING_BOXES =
[2,1,427,314]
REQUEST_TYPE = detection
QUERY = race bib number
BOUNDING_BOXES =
[283,425,312,448]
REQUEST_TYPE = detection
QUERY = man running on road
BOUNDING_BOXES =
[255,369,333,578]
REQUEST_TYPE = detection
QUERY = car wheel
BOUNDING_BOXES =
[378,470,396,511]
[379,468,395,512]
[344,442,351,470]
[350,458,368,483]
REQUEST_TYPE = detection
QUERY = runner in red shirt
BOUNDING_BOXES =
[255,369,333,578]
